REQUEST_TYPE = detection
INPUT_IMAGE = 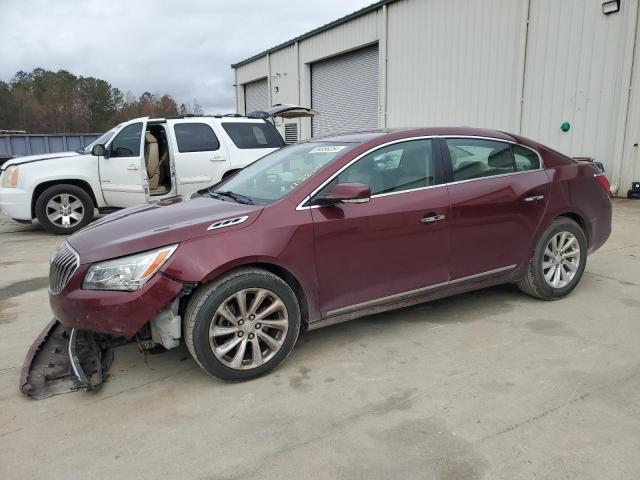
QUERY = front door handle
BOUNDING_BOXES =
[420,214,446,224]
[209,155,226,162]
[127,164,139,171]
[524,194,544,202]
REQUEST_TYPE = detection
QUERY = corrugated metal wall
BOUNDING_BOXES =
[621,3,640,192]
[311,44,379,136]
[233,0,640,193]
[521,0,636,191]
[0,133,101,157]
[385,0,527,131]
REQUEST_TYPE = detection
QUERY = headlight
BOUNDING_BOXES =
[1,166,19,188]
[83,244,178,291]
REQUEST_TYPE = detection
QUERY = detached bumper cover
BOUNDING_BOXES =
[20,319,114,400]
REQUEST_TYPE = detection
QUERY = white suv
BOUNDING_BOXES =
[0,106,312,234]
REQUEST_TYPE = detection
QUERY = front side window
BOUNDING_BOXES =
[318,139,435,196]
[211,142,357,205]
[110,122,143,157]
[446,138,515,181]
[222,122,284,149]
[174,123,220,152]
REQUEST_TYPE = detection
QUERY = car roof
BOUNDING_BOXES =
[312,127,518,145]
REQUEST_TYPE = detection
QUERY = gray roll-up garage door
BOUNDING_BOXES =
[311,44,379,137]
[244,78,269,114]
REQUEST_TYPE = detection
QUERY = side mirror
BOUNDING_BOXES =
[313,183,371,206]
[91,144,107,157]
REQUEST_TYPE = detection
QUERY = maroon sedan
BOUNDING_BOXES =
[24,127,612,392]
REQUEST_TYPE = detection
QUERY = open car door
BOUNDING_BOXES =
[100,116,149,208]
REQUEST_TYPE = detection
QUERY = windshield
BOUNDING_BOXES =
[211,142,358,205]
[81,127,118,153]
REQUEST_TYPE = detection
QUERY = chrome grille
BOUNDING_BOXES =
[49,242,79,294]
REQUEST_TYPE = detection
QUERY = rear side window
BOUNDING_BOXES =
[110,122,143,157]
[446,138,515,181]
[174,123,220,152]
[222,122,285,149]
[513,144,540,171]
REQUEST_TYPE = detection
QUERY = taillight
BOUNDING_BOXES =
[594,173,611,197]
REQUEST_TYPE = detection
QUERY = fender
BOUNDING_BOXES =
[21,154,106,208]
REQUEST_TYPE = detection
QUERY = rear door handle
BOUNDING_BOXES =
[127,164,139,171]
[524,194,544,202]
[209,155,226,162]
[421,214,446,224]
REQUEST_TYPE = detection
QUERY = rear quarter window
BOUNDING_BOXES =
[513,144,541,171]
[222,122,284,149]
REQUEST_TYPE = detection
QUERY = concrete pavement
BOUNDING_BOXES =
[0,200,639,479]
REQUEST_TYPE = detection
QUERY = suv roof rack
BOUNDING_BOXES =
[163,113,250,120]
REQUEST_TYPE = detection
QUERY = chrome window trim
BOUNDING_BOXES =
[324,264,517,318]
[295,135,544,211]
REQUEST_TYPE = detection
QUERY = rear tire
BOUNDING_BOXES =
[517,217,587,300]
[35,184,94,235]
[184,268,301,381]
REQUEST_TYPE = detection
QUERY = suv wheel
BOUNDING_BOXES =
[35,184,94,235]
[517,217,587,300]
[185,268,301,381]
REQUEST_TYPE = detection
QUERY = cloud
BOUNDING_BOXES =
[0,0,374,113]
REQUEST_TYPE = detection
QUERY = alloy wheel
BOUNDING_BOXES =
[45,193,85,229]
[209,288,289,370]
[542,231,581,289]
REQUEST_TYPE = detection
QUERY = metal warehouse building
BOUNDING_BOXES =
[232,0,640,195]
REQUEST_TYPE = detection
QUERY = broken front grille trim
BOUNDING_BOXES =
[49,242,80,294]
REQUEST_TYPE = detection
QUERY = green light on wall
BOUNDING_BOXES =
[560,121,571,132]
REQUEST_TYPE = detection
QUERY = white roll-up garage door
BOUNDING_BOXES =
[311,44,379,137]
[244,78,269,114]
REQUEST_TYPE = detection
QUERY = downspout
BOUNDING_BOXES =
[267,53,272,108]
[234,68,239,114]
[380,4,389,128]
[516,0,531,134]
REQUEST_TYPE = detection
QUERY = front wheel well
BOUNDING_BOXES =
[31,180,97,218]
[183,263,310,329]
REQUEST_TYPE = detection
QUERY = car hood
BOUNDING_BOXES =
[68,194,263,264]
[1,151,81,170]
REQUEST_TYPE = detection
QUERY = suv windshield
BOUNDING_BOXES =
[210,142,357,205]
[81,127,118,154]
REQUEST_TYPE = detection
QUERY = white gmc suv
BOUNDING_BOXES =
[0,105,313,234]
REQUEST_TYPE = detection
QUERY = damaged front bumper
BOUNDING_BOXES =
[20,319,116,400]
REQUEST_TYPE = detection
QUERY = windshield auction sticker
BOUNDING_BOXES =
[309,145,347,154]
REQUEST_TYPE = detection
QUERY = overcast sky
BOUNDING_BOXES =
[0,0,374,113]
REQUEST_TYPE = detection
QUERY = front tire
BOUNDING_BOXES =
[35,184,94,235]
[184,268,301,381]
[517,217,587,300]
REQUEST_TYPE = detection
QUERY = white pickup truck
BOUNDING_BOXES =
[0,105,314,234]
